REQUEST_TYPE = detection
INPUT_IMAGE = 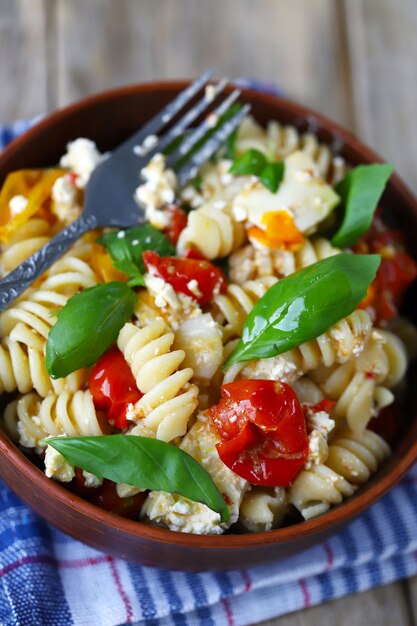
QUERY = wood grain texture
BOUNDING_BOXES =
[260,582,413,626]
[0,0,48,122]
[343,0,417,193]
[55,0,352,126]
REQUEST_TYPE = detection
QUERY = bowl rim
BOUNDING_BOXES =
[1,79,417,549]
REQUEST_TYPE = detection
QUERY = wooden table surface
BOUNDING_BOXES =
[1,0,417,623]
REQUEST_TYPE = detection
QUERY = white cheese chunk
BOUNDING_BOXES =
[142,416,248,534]
[60,138,104,188]
[44,445,75,483]
[233,151,340,234]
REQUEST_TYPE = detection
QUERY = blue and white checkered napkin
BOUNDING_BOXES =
[1,103,417,626]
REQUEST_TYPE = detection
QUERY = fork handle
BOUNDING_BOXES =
[0,214,98,311]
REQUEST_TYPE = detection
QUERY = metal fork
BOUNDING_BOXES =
[0,69,250,311]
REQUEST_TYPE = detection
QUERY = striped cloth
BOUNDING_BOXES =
[1,99,417,626]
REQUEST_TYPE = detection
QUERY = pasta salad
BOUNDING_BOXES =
[1,114,416,535]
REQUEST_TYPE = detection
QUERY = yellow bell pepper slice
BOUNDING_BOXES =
[90,243,128,284]
[247,210,304,250]
[0,168,66,242]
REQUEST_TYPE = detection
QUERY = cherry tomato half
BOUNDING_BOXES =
[143,250,227,305]
[209,380,309,487]
[355,219,417,324]
[163,205,188,245]
[89,348,142,429]
[90,481,147,519]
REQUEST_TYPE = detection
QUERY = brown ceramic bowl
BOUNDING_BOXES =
[0,81,416,571]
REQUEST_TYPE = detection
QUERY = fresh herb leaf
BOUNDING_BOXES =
[331,163,394,248]
[190,175,203,191]
[224,253,381,367]
[229,149,267,176]
[224,103,242,160]
[43,435,230,523]
[98,224,175,280]
[260,161,285,193]
[229,149,285,193]
[46,282,135,378]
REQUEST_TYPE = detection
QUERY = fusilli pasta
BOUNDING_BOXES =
[117,320,199,441]
[289,429,389,520]
[235,117,347,184]
[239,487,288,532]
[0,218,51,275]
[176,202,245,259]
[211,276,278,342]
[229,237,340,284]
[3,389,107,449]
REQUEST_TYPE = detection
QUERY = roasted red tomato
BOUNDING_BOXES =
[89,348,142,429]
[143,250,227,305]
[163,205,188,245]
[90,481,147,519]
[355,218,417,324]
[209,380,309,486]
[368,404,401,445]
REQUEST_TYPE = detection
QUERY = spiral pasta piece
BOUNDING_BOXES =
[311,330,406,432]
[236,117,347,184]
[3,390,106,449]
[239,487,288,532]
[211,276,277,342]
[0,218,51,275]
[176,202,245,259]
[117,321,198,441]
[286,310,373,372]
[229,237,341,284]
[288,429,389,520]
[0,255,98,338]
[227,310,374,386]
[326,429,391,485]
[0,323,85,397]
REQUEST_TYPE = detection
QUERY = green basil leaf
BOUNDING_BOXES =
[190,175,203,191]
[44,435,230,523]
[46,282,135,378]
[260,161,285,193]
[229,149,267,176]
[331,163,394,248]
[98,224,175,278]
[224,253,381,367]
[224,103,242,160]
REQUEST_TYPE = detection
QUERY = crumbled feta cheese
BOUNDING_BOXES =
[238,355,300,384]
[142,418,248,534]
[145,273,201,329]
[133,134,159,157]
[51,175,80,222]
[205,84,217,102]
[304,407,335,469]
[82,470,103,488]
[186,279,202,298]
[232,205,247,222]
[60,138,104,188]
[134,154,177,229]
[44,445,75,483]
[9,195,28,216]
[232,151,340,234]
[206,113,218,128]
[181,184,204,208]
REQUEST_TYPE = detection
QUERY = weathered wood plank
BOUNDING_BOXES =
[56,0,352,126]
[0,0,48,122]
[404,576,417,624]
[343,0,417,193]
[260,582,412,626]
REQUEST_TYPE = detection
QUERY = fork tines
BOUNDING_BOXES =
[125,70,250,186]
